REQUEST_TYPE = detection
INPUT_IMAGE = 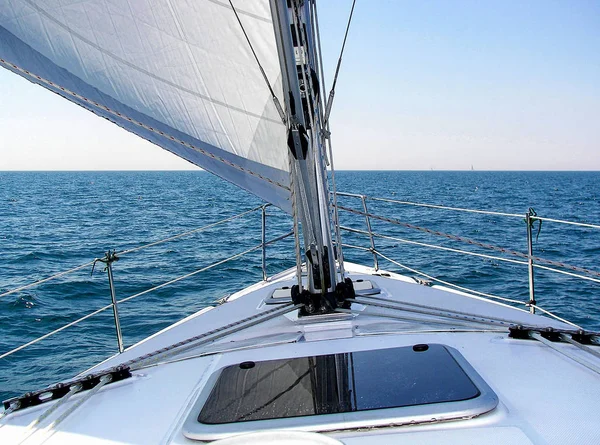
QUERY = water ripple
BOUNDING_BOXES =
[1,171,599,401]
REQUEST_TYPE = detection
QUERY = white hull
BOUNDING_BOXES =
[2,262,598,444]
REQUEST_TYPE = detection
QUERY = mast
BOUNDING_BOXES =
[269,0,352,314]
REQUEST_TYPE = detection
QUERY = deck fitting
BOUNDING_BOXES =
[3,366,132,413]
[509,325,600,345]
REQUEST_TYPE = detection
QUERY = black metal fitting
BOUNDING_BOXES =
[335,278,355,309]
[291,277,356,317]
[3,366,131,412]
[572,330,594,345]
[508,325,531,340]
[540,327,561,342]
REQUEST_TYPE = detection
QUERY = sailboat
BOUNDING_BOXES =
[1,1,599,444]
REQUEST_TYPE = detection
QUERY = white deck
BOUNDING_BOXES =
[2,263,598,444]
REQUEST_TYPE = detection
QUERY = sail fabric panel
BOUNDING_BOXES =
[0,0,291,211]
[0,25,291,212]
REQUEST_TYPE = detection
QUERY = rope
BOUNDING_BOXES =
[117,233,292,306]
[559,333,600,360]
[0,58,290,192]
[338,193,600,227]
[337,205,600,279]
[364,195,523,218]
[0,232,293,361]
[136,333,301,370]
[32,375,111,444]
[356,295,519,327]
[2,303,300,420]
[340,225,528,266]
[343,313,506,335]
[228,0,286,124]
[117,205,265,256]
[351,302,493,329]
[341,241,559,313]
[16,383,82,444]
[125,303,300,370]
[323,0,357,124]
[528,305,582,328]
[535,216,600,230]
[0,206,269,301]
[373,249,584,327]
[530,332,600,375]
[533,264,600,285]
[341,244,582,328]
[0,304,114,360]
[372,249,528,306]
[340,242,371,252]
[0,260,96,299]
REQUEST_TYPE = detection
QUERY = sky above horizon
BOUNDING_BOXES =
[0,0,598,171]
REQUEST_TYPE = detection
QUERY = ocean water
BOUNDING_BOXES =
[1,170,599,401]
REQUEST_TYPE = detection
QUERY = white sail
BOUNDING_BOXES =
[0,0,291,212]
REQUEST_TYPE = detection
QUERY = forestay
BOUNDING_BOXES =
[0,0,291,212]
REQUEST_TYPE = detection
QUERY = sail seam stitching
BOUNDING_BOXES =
[228,0,287,125]
[17,0,283,125]
[165,0,238,151]
[0,58,290,192]
[206,0,273,23]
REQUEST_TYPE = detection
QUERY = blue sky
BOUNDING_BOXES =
[1,0,598,170]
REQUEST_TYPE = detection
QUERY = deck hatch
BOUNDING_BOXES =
[198,344,479,424]
[183,343,498,440]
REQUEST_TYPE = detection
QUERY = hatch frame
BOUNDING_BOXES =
[182,344,498,441]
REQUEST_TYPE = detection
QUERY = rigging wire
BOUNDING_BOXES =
[290,1,328,294]
[288,156,304,291]
[0,260,96,299]
[312,0,345,279]
[337,204,600,279]
[323,0,357,124]
[228,0,286,124]
[0,206,267,301]
[0,59,290,192]
[0,232,294,361]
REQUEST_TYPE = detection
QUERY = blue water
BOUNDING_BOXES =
[1,171,599,401]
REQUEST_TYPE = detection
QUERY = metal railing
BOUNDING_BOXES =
[335,192,600,318]
[0,204,293,359]
[2,193,600,363]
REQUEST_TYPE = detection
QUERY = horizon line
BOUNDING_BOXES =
[1,169,600,173]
